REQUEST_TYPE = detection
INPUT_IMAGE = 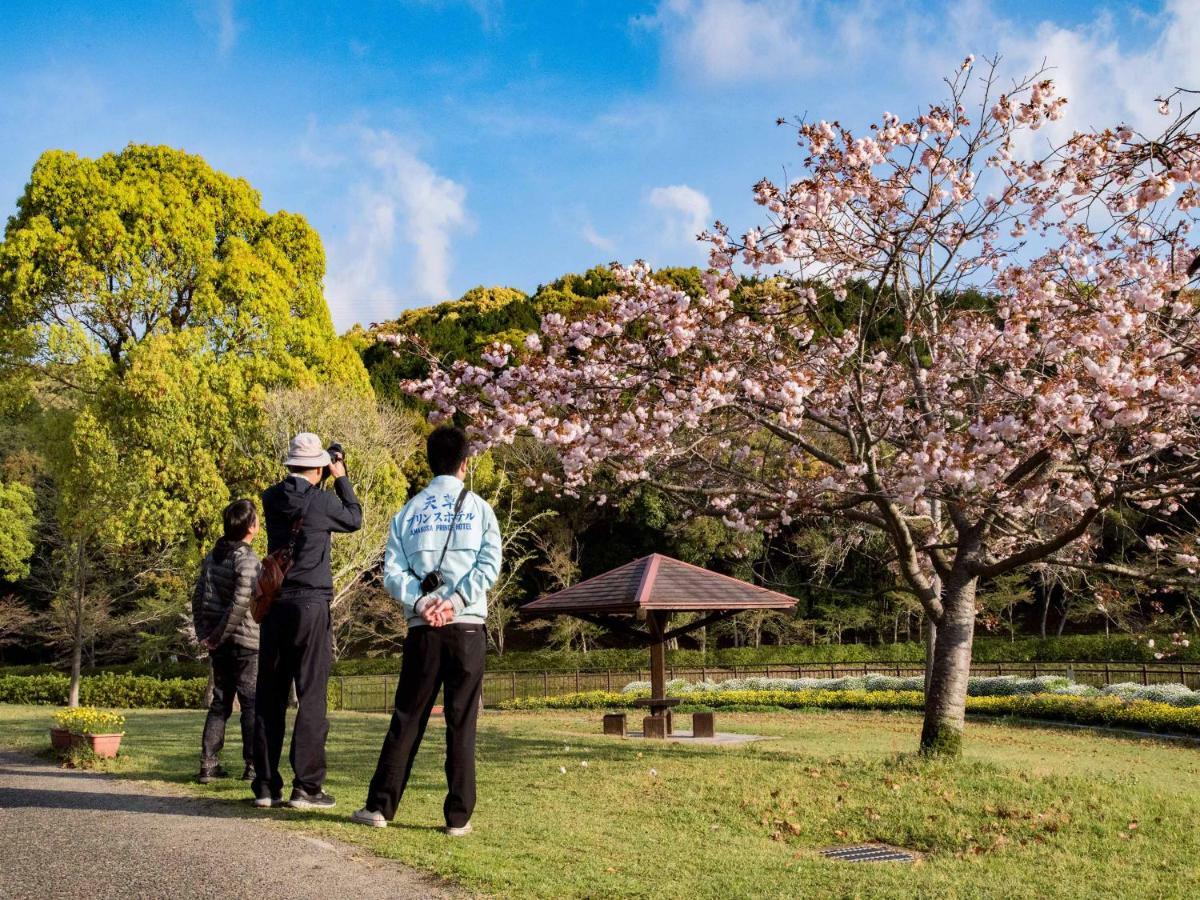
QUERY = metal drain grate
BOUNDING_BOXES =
[820,845,916,863]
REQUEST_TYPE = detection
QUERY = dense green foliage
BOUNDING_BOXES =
[0,481,35,580]
[0,145,399,673]
[1,144,371,547]
[0,672,207,707]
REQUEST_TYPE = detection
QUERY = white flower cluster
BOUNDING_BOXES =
[620,674,1200,708]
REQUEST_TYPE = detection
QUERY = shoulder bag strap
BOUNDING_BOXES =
[432,488,468,575]
[285,487,319,560]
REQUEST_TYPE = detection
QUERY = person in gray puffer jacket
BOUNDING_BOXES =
[192,499,262,783]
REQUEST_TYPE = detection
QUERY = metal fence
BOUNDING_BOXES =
[330,660,1200,713]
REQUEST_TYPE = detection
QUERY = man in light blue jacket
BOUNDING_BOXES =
[352,425,501,835]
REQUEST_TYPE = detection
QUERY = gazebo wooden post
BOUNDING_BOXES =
[648,611,666,703]
[645,611,674,736]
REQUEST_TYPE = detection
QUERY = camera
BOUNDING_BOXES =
[419,570,445,595]
[323,442,345,480]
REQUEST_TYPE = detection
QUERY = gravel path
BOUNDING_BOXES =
[0,751,458,900]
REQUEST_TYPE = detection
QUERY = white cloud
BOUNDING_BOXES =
[328,186,400,327]
[195,0,240,56]
[324,128,470,327]
[641,0,1200,138]
[637,0,813,84]
[466,0,503,31]
[403,0,503,31]
[986,0,1200,140]
[648,184,712,248]
[581,220,617,253]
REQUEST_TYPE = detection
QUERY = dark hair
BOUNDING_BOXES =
[222,499,257,542]
[427,425,470,476]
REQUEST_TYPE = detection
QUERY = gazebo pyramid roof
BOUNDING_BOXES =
[522,553,797,616]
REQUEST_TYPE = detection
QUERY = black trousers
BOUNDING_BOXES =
[252,595,332,796]
[200,643,257,769]
[366,623,486,827]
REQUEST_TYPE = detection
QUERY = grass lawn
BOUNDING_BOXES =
[2,704,1198,899]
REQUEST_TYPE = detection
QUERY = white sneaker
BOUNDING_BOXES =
[444,823,473,837]
[351,807,388,828]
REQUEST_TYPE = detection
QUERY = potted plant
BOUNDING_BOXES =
[49,723,73,751]
[53,707,126,758]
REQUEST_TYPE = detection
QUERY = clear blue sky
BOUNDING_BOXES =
[1,1,1189,329]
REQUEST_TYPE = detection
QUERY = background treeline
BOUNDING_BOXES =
[0,146,1195,681]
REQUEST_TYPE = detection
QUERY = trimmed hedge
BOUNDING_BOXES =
[0,673,208,709]
[485,634,1200,667]
[497,688,1200,737]
[3,634,1195,681]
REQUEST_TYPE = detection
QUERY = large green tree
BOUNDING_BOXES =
[0,144,376,681]
[0,145,371,545]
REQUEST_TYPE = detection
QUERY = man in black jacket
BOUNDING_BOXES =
[192,499,261,784]
[253,432,362,809]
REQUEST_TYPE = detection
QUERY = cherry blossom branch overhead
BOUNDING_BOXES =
[383,57,1200,610]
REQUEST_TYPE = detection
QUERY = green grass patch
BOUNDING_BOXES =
[1,704,1197,898]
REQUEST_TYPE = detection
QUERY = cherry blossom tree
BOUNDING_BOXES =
[386,60,1200,755]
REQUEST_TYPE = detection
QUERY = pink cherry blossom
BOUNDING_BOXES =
[384,60,1200,753]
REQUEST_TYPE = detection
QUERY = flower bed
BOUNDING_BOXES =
[498,687,1200,737]
[619,674,1200,707]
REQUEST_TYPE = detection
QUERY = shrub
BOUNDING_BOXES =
[0,673,207,709]
[499,689,1200,736]
[53,706,126,735]
[0,674,72,705]
[79,673,207,709]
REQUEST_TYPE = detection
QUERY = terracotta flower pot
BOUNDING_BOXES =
[49,727,73,751]
[85,733,124,759]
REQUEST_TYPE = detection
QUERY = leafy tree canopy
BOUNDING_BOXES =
[0,481,36,581]
[0,144,363,389]
[0,144,371,547]
[363,266,704,399]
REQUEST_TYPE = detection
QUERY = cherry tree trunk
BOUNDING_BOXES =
[920,577,978,756]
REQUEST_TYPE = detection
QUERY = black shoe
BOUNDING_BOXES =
[253,786,283,808]
[241,763,256,781]
[198,764,229,784]
[288,787,336,810]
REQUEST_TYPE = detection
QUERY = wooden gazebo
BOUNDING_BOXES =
[522,553,797,738]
